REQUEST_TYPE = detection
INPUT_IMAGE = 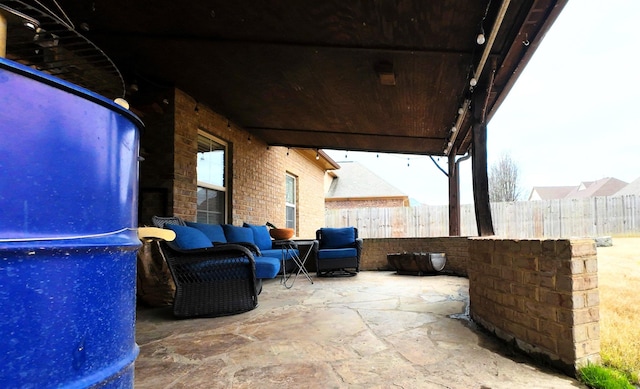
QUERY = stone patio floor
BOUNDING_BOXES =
[134,271,586,389]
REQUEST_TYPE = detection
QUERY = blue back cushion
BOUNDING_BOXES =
[243,223,273,251]
[222,224,255,244]
[165,224,213,250]
[185,222,227,243]
[320,227,355,249]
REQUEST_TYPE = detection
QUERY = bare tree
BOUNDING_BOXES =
[489,152,522,202]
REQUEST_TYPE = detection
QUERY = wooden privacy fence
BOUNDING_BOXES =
[325,195,640,239]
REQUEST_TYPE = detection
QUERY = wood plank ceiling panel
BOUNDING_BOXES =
[49,0,568,156]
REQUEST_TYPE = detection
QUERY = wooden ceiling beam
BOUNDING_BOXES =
[253,127,446,155]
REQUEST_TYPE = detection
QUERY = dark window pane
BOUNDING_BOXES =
[197,134,227,224]
[196,187,225,224]
[286,205,295,229]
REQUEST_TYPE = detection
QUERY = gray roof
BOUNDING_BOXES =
[614,176,640,196]
[529,186,576,200]
[566,177,628,198]
[326,162,408,199]
[529,177,629,200]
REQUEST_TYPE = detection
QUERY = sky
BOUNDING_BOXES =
[326,0,640,206]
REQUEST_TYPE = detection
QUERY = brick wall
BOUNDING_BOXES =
[139,88,326,238]
[138,92,176,226]
[360,237,469,276]
[326,198,408,209]
[467,237,600,375]
[173,91,199,221]
[282,151,327,239]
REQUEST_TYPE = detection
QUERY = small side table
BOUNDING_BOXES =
[274,239,316,288]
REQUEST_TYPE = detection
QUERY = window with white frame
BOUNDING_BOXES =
[285,174,297,230]
[196,132,227,224]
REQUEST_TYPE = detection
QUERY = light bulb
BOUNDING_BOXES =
[458,107,464,115]
[114,98,129,110]
[476,33,486,45]
[451,126,457,133]
[470,78,477,87]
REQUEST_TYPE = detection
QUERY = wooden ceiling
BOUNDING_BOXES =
[47,0,567,155]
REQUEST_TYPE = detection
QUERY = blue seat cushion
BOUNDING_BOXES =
[165,224,213,250]
[319,227,355,249]
[185,222,227,243]
[317,248,358,260]
[222,224,255,244]
[254,256,281,279]
[243,223,273,251]
[261,248,299,261]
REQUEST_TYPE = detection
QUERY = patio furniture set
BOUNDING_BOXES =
[148,216,362,318]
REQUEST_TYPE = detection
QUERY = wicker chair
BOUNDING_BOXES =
[159,242,259,318]
[151,216,187,229]
[150,216,260,317]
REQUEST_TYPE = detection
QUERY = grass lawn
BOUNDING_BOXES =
[596,237,640,384]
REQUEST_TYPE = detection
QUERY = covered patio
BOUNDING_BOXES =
[135,272,583,388]
[1,0,599,387]
[2,0,570,236]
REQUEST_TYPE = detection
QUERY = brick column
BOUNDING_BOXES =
[468,238,600,375]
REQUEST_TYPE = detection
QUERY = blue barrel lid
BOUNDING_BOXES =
[0,57,144,130]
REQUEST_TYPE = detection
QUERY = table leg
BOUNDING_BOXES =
[280,242,314,288]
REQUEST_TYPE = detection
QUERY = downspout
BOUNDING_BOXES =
[448,152,472,236]
[456,152,472,168]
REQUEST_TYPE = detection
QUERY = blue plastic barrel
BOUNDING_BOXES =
[0,58,143,388]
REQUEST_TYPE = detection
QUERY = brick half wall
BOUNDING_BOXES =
[468,238,600,375]
[361,237,469,276]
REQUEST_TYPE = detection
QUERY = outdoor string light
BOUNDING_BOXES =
[445,0,510,156]
[477,26,486,45]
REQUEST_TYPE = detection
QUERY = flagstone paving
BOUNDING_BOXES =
[135,271,586,389]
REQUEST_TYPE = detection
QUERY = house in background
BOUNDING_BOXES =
[528,186,576,201]
[614,176,640,196]
[528,177,629,200]
[325,161,409,209]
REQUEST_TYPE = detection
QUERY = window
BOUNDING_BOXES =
[285,174,296,230]
[196,132,227,224]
